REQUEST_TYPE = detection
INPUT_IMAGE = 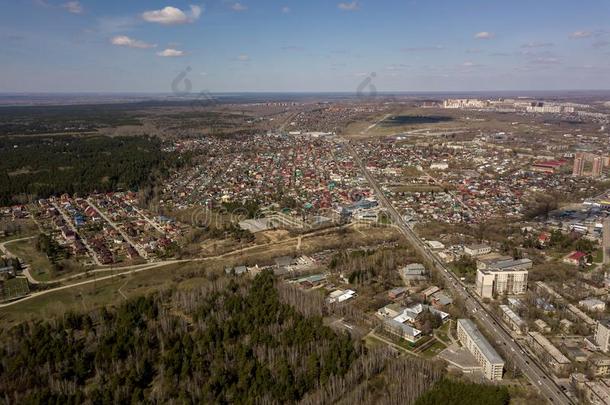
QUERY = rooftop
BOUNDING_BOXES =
[528,332,571,364]
[458,319,504,365]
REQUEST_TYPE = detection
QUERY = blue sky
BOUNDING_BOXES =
[2,0,610,92]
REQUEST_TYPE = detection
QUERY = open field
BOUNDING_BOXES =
[420,340,447,358]
[0,224,403,326]
[0,261,194,325]
[343,106,602,141]
[4,238,87,282]
[343,107,468,139]
[6,239,54,280]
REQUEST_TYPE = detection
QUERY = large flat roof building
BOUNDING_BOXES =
[456,319,504,381]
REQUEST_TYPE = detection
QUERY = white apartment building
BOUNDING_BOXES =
[499,304,526,334]
[476,259,531,299]
[457,319,504,381]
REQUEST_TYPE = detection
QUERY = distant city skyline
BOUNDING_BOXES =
[2,0,610,93]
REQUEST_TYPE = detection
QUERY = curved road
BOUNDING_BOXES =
[0,222,366,308]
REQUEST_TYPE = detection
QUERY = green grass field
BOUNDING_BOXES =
[5,238,89,282]
[0,261,210,326]
[420,340,447,358]
[5,239,55,280]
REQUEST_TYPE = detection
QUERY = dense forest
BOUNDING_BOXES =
[414,378,510,405]
[0,271,358,403]
[0,270,509,404]
[0,104,142,135]
[0,135,187,205]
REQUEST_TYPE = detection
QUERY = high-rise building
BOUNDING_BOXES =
[573,154,585,176]
[457,319,504,381]
[573,153,607,177]
[475,259,531,299]
[595,321,610,353]
[593,157,603,177]
[603,218,610,265]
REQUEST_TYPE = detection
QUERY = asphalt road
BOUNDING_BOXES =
[346,140,573,405]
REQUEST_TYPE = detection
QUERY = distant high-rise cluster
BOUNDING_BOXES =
[572,152,608,177]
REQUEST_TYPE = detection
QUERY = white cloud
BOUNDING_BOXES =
[231,3,248,12]
[111,35,156,49]
[190,5,202,19]
[62,1,83,14]
[570,31,592,39]
[142,5,202,25]
[281,6,291,13]
[157,48,185,57]
[338,2,360,11]
[237,54,250,61]
[474,31,495,40]
[521,42,553,48]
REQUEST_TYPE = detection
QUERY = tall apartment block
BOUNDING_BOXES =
[593,157,603,177]
[573,152,607,177]
[573,154,585,176]
[475,259,531,299]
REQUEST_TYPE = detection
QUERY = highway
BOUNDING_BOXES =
[345,140,573,405]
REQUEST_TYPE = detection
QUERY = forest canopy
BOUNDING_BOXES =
[0,270,511,404]
[0,135,186,205]
[415,378,510,405]
[0,271,357,403]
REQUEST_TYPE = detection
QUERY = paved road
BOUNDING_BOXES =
[345,139,572,405]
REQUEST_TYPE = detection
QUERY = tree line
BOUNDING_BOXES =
[0,135,188,205]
